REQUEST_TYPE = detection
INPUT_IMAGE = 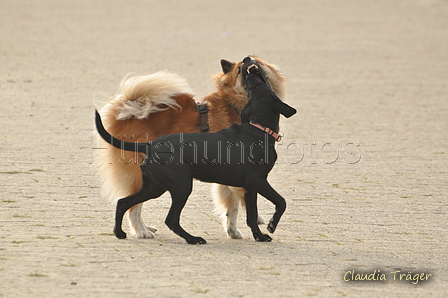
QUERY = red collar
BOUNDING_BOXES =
[249,121,281,142]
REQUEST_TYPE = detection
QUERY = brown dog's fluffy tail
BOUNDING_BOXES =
[93,71,196,204]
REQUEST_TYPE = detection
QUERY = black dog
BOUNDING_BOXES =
[95,57,296,244]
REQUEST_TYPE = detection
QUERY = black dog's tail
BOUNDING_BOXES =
[95,110,149,154]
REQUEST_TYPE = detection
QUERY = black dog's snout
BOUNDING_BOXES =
[243,56,253,64]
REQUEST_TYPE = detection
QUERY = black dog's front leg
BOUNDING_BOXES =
[245,188,272,242]
[255,180,287,234]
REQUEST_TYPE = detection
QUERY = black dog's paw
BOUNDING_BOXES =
[267,222,277,233]
[187,237,207,245]
[114,229,127,239]
[254,232,272,242]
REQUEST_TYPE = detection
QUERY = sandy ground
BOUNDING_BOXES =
[1,0,447,297]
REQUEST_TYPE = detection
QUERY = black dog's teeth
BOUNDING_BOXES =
[247,64,259,74]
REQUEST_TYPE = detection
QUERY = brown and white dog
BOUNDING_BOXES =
[94,56,286,239]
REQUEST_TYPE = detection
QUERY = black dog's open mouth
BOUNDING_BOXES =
[241,56,270,88]
[247,64,259,74]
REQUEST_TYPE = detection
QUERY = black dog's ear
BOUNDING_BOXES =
[275,101,297,118]
[221,59,235,74]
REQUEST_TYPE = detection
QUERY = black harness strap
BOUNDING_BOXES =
[197,103,210,133]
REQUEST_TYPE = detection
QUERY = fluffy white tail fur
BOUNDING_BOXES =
[116,71,195,120]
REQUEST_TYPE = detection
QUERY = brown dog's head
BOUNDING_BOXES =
[212,56,286,112]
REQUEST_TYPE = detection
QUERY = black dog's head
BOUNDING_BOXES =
[240,57,296,127]
[240,56,271,89]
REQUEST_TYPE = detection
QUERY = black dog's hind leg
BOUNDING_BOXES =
[165,181,207,245]
[244,188,272,242]
[254,179,287,233]
[114,179,165,239]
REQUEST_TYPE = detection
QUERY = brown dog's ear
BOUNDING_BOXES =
[221,59,235,74]
[275,101,297,118]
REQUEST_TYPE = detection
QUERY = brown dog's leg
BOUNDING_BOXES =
[213,185,266,239]
[212,184,243,239]
[127,204,157,238]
